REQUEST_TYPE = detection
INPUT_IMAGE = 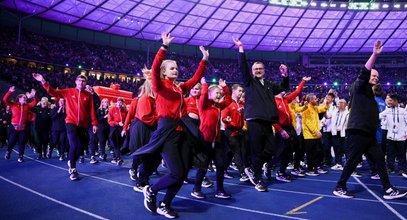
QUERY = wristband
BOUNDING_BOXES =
[161,44,169,49]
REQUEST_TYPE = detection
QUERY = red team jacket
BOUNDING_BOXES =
[122,95,158,133]
[42,82,97,128]
[3,91,38,130]
[221,100,245,136]
[108,106,127,127]
[185,95,199,116]
[199,84,232,143]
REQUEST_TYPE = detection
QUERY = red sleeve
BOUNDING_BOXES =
[27,96,38,108]
[272,123,283,132]
[285,80,305,103]
[198,83,209,112]
[181,60,207,94]
[151,49,166,93]
[218,86,232,110]
[108,108,116,126]
[42,82,64,98]
[221,105,231,124]
[123,98,138,131]
[2,91,15,106]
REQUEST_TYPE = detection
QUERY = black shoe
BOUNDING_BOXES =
[191,190,206,199]
[255,180,268,192]
[239,173,249,182]
[224,171,233,179]
[333,187,354,198]
[116,159,123,166]
[79,156,85,163]
[383,187,407,200]
[129,169,137,181]
[215,190,231,199]
[201,177,213,188]
[133,182,145,192]
[143,186,157,213]
[388,168,395,174]
[245,167,259,186]
[157,202,178,219]
[90,156,98,164]
[99,154,107,161]
[17,156,24,163]
[276,172,291,183]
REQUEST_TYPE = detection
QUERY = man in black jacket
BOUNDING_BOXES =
[333,40,406,200]
[233,37,289,192]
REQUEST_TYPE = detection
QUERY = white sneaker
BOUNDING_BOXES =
[331,164,343,170]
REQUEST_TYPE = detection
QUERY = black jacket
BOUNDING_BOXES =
[347,67,379,136]
[32,106,52,131]
[51,105,66,131]
[239,52,289,123]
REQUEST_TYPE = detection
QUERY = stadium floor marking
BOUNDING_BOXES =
[286,196,323,215]
[353,176,407,220]
[16,155,309,220]
[0,175,109,220]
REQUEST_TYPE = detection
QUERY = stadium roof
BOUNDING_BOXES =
[1,0,407,52]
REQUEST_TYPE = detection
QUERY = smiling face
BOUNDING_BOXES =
[18,95,27,105]
[251,62,265,79]
[101,99,108,108]
[232,86,244,100]
[369,69,379,85]
[75,76,87,90]
[190,84,202,97]
[209,86,222,103]
[161,60,178,80]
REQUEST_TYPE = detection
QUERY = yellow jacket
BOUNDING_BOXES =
[302,103,329,139]
[289,103,307,131]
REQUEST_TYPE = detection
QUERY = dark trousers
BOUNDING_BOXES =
[66,124,87,169]
[304,138,323,171]
[225,132,248,173]
[109,126,124,159]
[51,130,67,156]
[322,132,333,166]
[97,125,109,156]
[151,131,190,205]
[194,141,227,192]
[7,126,27,157]
[0,126,9,147]
[337,130,391,190]
[332,135,345,165]
[246,120,275,179]
[386,140,406,171]
[88,127,98,156]
[270,125,297,173]
[36,130,50,157]
[381,130,388,155]
[138,153,162,185]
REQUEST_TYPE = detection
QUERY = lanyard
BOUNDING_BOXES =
[335,111,343,126]
[392,107,399,124]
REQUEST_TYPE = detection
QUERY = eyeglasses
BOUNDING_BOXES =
[253,68,264,71]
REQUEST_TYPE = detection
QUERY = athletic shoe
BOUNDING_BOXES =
[183,178,192,184]
[356,163,363,168]
[276,172,292,183]
[79,156,84,163]
[402,172,407,179]
[351,172,362,177]
[245,167,259,186]
[191,190,206,199]
[161,159,167,168]
[36,155,42,160]
[99,154,107,161]
[331,164,344,171]
[201,177,213,188]
[116,159,123,166]
[255,180,268,192]
[317,167,328,174]
[4,152,11,160]
[69,168,79,181]
[157,202,178,219]
[333,187,354,198]
[371,174,380,180]
[17,157,24,163]
[239,173,249,182]
[383,187,407,200]
[229,162,238,171]
[129,169,137,181]
[388,168,395,174]
[262,163,272,180]
[143,186,157,213]
[224,171,233,179]
[111,158,118,164]
[133,183,145,193]
[305,170,319,176]
[215,190,231,199]
[287,163,294,170]
[90,156,98,164]
[59,156,64,161]
[67,160,72,169]
[291,169,305,177]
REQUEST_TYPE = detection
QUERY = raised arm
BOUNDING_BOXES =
[285,76,310,103]
[357,40,382,86]
[32,73,64,98]
[198,78,210,112]
[181,46,208,93]
[2,86,15,106]
[233,37,251,87]
[151,32,174,93]
[218,79,232,110]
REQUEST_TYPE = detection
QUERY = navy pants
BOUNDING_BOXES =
[66,124,87,169]
[7,126,27,157]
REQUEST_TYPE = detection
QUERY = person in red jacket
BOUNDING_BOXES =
[3,86,37,162]
[108,97,127,165]
[263,76,311,182]
[137,32,208,218]
[221,84,249,182]
[191,77,232,199]
[32,73,98,181]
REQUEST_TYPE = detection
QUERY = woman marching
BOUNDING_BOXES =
[133,32,208,218]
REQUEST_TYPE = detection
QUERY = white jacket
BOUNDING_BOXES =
[331,108,349,137]
[379,106,407,141]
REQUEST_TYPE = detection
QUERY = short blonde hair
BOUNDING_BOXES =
[160,60,177,79]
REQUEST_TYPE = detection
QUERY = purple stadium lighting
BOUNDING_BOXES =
[323,82,328,86]
[65,64,69,67]
[0,0,406,52]
[387,82,391,86]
